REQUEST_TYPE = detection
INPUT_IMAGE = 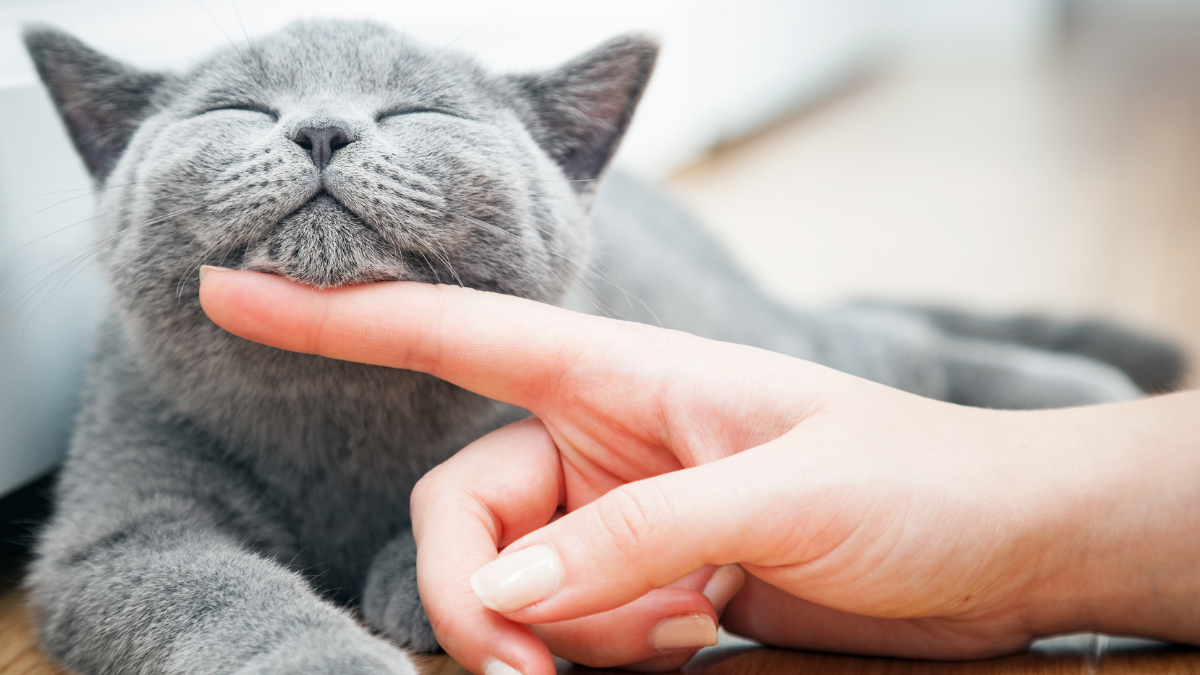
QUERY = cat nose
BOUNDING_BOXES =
[293,126,353,171]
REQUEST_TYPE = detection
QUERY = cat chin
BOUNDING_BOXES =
[242,193,432,288]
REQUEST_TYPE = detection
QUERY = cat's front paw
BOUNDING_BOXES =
[362,537,440,653]
[234,627,418,675]
[361,568,440,653]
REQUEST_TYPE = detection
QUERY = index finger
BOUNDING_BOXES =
[198,267,665,413]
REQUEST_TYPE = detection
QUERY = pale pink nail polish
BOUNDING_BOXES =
[651,614,718,651]
[470,544,562,613]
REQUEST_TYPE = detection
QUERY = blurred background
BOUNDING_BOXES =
[0,0,1198,510]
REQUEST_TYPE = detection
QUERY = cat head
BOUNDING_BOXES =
[24,20,657,306]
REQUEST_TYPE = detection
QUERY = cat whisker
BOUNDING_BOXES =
[0,202,212,337]
[0,177,218,211]
[436,197,662,326]
[401,233,444,284]
[4,180,206,248]
[0,244,102,338]
[7,202,211,286]
[9,246,106,345]
[3,201,210,322]
[177,241,226,301]
[3,187,230,262]
[427,235,465,288]
[2,178,303,263]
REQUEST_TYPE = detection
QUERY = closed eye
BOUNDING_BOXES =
[200,104,278,121]
[376,107,462,122]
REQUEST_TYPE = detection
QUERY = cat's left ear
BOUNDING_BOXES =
[24,26,168,181]
[511,34,658,187]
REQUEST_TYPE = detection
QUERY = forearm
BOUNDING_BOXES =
[1017,390,1200,642]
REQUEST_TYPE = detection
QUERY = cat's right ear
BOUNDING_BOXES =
[509,35,659,189]
[23,26,167,181]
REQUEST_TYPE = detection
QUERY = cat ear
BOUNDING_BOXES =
[23,26,167,180]
[512,34,658,186]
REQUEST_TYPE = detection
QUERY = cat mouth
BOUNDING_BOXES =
[242,192,415,287]
[296,190,350,217]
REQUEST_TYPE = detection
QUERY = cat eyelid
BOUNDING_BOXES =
[375,107,464,122]
[199,105,279,121]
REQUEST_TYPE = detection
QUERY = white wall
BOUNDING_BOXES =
[0,84,100,496]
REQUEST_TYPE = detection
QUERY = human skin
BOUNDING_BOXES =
[198,267,1200,675]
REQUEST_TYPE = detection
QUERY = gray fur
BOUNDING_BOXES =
[20,19,1179,675]
[851,301,1189,394]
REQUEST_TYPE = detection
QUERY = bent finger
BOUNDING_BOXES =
[412,417,563,675]
[468,446,790,626]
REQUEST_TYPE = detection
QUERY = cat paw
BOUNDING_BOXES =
[234,627,418,675]
[361,572,441,653]
[362,536,441,653]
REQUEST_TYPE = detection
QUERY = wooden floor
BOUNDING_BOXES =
[3,584,1199,675]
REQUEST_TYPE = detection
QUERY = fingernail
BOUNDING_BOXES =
[702,564,745,613]
[470,544,562,613]
[651,614,718,651]
[482,657,522,675]
[199,265,230,281]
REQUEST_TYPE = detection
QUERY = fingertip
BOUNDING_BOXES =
[197,265,233,322]
[531,587,716,669]
[197,267,266,331]
[456,619,556,675]
[481,657,520,675]
[650,613,718,652]
[470,544,563,614]
[702,565,745,615]
[198,268,329,355]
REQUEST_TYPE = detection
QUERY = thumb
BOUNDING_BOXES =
[467,444,797,625]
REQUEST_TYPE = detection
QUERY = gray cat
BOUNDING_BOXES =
[21,19,1185,675]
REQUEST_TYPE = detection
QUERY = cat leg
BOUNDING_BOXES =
[362,528,439,653]
[853,301,1189,393]
[932,337,1143,409]
[30,489,417,675]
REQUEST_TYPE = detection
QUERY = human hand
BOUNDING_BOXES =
[198,269,1200,675]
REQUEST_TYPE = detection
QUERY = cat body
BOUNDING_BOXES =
[21,19,1181,675]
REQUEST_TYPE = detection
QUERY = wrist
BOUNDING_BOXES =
[1014,393,1200,643]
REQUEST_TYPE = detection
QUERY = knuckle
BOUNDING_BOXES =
[409,471,438,508]
[591,482,674,558]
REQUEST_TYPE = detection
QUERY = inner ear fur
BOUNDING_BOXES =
[23,26,167,181]
[511,34,659,186]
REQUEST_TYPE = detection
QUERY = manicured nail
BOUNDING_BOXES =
[198,265,230,281]
[482,657,522,675]
[651,614,718,651]
[470,544,562,613]
[702,564,745,613]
